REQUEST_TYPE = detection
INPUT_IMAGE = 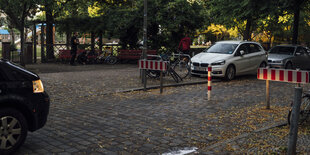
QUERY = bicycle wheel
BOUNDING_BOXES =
[172,59,190,79]
[287,96,310,125]
[146,70,160,79]
[168,67,182,83]
[106,56,118,64]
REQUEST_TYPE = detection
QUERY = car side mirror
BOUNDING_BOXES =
[240,50,245,56]
[295,52,301,56]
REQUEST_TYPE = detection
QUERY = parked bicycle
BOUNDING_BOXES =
[171,50,191,79]
[145,51,191,83]
[287,90,310,125]
[95,49,118,65]
[77,50,97,64]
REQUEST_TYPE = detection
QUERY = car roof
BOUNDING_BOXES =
[275,44,302,47]
[216,40,261,44]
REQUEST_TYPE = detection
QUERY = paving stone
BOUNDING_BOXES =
[14,64,310,154]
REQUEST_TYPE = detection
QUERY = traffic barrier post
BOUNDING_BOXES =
[257,67,309,154]
[139,59,167,93]
[257,68,309,108]
[208,65,212,100]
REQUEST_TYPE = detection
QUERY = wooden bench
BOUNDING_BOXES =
[117,50,157,61]
[58,49,98,62]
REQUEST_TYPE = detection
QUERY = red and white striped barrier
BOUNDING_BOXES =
[139,59,168,71]
[208,65,212,100]
[257,68,309,84]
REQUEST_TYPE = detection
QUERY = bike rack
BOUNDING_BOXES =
[172,53,192,76]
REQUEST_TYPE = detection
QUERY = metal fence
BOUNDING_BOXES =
[3,43,121,63]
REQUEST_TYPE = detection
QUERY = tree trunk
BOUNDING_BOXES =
[244,17,252,41]
[292,0,300,44]
[268,31,272,50]
[66,31,71,50]
[8,26,15,46]
[46,5,54,61]
[41,24,46,63]
[91,31,95,52]
[99,31,103,52]
[20,26,25,66]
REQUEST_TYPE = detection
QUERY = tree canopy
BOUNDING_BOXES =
[1,0,310,57]
[0,0,39,66]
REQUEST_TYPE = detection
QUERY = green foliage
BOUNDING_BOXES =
[55,0,206,51]
[0,17,6,27]
[0,0,39,65]
[104,0,206,50]
[0,0,39,30]
[154,0,206,50]
[209,0,279,40]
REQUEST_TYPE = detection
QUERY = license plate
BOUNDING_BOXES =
[194,66,207,71]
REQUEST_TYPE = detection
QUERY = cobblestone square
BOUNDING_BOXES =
[14,63,310,154]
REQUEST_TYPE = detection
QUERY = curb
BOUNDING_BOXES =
[205,122,287,150]
[115,78,222,94]
[81,79,220,98]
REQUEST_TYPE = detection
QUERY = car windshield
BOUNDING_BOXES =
[204,43,238,54]
[269,46,295,55]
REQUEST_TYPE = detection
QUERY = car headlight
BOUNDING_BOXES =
[33,79,44,93]
[211,60,225,66]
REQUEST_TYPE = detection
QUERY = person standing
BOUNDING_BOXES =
[178,34,191,56]
[70,32,79,65]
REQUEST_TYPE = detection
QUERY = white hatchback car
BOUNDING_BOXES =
[191,40,268,80]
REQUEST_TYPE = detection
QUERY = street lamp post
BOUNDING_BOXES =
[142,0,147,90]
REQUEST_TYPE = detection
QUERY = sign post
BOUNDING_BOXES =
[266,79,270,109]
[160,71,163,94]
[142,0,148,90]
[287,87,302,155]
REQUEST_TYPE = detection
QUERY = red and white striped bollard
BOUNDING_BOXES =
[208,65,212,100]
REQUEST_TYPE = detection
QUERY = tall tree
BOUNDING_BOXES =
[44,0,55,61]
[101,0,206,50]
[280,0,307,44]
[209,0,276,41]
[0,0,38,66]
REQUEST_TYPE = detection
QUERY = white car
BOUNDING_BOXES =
[191,40,267,80]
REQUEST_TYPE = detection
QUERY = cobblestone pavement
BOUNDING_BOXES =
[14,63,310,154]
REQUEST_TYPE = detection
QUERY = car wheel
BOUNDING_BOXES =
[285,62,293,69]
[0,108,28,155]
[225,65,235,81]
[259,62,267,68]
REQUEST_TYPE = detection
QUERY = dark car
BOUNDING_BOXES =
[0,59,50,154]
[268,45,310,70]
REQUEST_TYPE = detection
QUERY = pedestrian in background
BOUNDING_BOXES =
[70,32,79,65]
[178,34,191,56]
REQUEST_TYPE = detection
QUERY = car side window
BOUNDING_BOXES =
[236,44,249,56]
[249,44,261,53]
[295,47,304,56]
[300,48,309,56]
